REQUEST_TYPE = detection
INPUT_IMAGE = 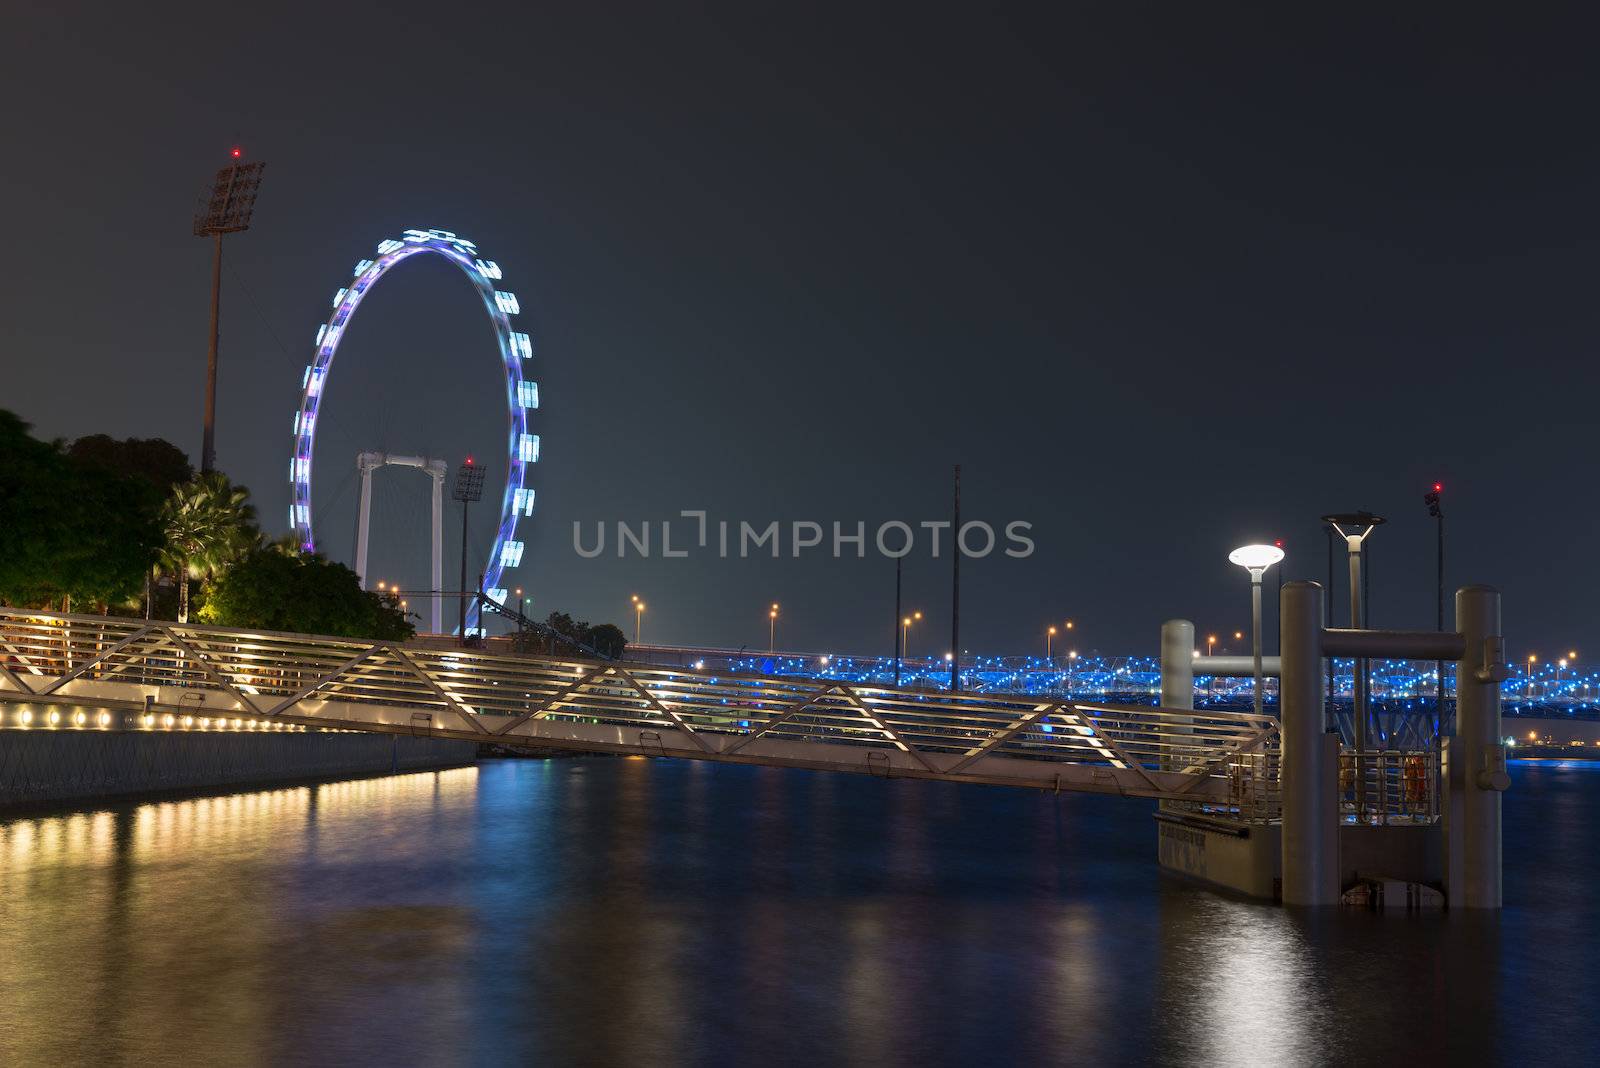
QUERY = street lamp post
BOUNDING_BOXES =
[1228,543,1286,717]
[769,603,779,653]
[1046,625,1057,660]
[901,610,921,661]
[1425,483,1445,723]
[1322,512,1386,751]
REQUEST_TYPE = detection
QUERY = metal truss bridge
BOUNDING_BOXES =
[0,610,1276,803]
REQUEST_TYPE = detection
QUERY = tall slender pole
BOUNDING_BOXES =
[1348,536,1365,755]
[1250,569,1265,716]
[1436,509,1445,732]
[949,464,961,691]
[202,230,224,473]
[430,470,444,635]
[894,556,903,686]
[1326,526,1334,728]
[458,498,470,644]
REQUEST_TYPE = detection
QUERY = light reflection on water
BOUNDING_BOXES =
[0,758,1596,1065]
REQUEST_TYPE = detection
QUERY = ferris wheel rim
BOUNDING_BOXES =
[288,228,538,632]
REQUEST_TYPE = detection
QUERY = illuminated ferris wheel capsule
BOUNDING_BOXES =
[289,228,538,633]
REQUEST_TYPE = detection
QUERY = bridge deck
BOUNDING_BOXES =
[0,610,1278,801]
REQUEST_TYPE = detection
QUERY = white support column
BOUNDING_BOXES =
[354,451,382,588]
[1281,581,1338,905]
[1453,584,1508,908]
[1160,619,1194,773]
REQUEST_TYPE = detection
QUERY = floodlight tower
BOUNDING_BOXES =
[453,458,486,643]
[1322,511,1386,751]
[192,148,266,474]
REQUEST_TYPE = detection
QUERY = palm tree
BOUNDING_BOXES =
[159,473,259,623]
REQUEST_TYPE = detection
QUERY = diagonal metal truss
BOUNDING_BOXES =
[0,609,1280,800]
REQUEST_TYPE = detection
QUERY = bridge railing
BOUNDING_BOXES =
[0,610,1280,795]
[1339,750,1439,825]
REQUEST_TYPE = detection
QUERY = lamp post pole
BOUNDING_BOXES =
[1426,484,1445,728]
[949,464,961,692]
[1229,544,1285,718]
[1322,512,1385,751]
[1251,568,1265,715]
[894,557,903,686]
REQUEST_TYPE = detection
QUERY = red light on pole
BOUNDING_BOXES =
[1434,482,1442,493]
[231,147,242,158]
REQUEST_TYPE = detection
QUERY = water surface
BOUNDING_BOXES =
[1,756,1595,1065]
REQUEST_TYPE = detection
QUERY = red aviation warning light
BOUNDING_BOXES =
[231,147,242,158]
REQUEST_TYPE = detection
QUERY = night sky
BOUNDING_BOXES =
[5,4,1598,657]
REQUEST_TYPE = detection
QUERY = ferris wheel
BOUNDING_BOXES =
[289,228,538,633]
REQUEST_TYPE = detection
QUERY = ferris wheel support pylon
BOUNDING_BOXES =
[290,228,539,635]
[354,452,447,634]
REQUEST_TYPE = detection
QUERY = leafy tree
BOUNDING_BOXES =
[66,435,192,495]
[0,410,163,610]
[527,611,626,658]
[159,472,260,623]
[200,547,414,640]
[587,624,627,659]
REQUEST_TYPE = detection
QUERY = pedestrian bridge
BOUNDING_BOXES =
[0,609,1277,804]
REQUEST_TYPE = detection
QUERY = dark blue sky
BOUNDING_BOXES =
[4,3,1597,656]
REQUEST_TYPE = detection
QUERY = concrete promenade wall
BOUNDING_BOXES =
[0,730,477,808]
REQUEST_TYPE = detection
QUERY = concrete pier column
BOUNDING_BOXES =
[1281,581,1338,905]
[1453,585,1507,908]
[1160,620,1194,772]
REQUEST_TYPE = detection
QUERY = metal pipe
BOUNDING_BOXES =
[1454,585,1506,908]
[1194,655,1282,678]
[1322,629,1465,660]
[1281,581,1338,905]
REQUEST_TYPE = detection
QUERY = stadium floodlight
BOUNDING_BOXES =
[454,460,487,642]
[1229,544,1285,715]
[193,149,266,474]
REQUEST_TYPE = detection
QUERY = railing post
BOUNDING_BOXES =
[1452,585,1507,908]
[1159,619,1193,773]
[1281,581,1338,905]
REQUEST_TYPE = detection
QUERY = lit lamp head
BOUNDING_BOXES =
[1322,511,1386,550]
[1228,543,1285,580]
